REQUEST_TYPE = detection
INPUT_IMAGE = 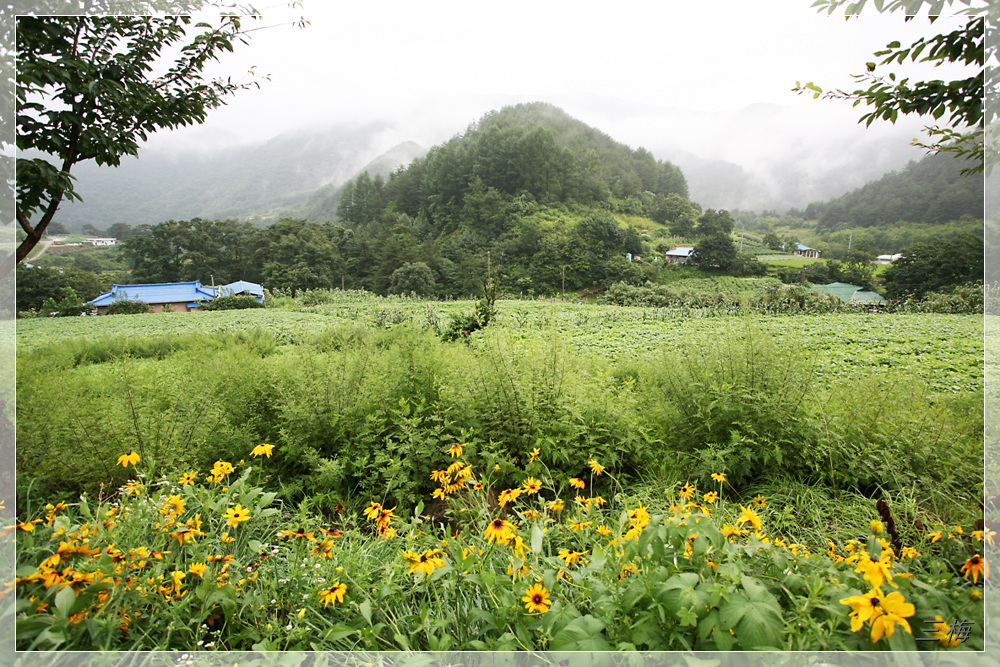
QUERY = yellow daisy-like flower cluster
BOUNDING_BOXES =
[840,587,915,643]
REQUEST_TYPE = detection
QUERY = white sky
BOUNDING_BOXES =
[144,0,981,167]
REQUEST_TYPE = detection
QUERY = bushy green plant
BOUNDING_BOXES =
[40,287,87,317]
[199,295,264,311]
[106,299,151,315]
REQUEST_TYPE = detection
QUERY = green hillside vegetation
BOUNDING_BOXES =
[802,152,983,231]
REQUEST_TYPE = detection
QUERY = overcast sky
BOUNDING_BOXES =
[143,0,979,172]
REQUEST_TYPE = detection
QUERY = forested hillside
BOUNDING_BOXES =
[802,152,983,231]
[118,103,699,297]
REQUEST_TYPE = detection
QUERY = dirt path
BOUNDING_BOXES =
[27,239,54,261]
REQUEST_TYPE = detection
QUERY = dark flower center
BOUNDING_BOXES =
[532,594,543,604]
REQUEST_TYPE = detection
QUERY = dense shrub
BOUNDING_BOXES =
[199,294,264,310]
[106,298,151,315]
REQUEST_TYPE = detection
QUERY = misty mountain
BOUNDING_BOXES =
[802,151,984,230]
[49,98,942,231]
[51,123,424,229]
[295,141,427,222]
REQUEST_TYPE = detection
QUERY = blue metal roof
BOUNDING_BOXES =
[218,280,264,297]
[795,242,816,251]
[89,281,217,306]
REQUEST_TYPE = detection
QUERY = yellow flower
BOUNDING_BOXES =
[710,472,727,483]
[220,532,235,544]
[117,451,140,467]
[679,482,696,501]
[752,494,767,507]
[318,582,347,607]
[737,505,762,531]
[703,491,719,504]
[521,477,542,495]
[362,502,383,521]
[522,583,550,613]
[279,528,317,541]
[223,504,250,528]
[960,555,988,584]
[528,448,540,464]
[404,548,446,576]
[588,460,605,476]
[855,552,896,590]
[596,525,612,536]
[593,496,606,506]
[869,591,915,642]
[569,478,585,490]
[210,460,235,482]
[575,495,591,509]
[188,563,207,577]
[871,520,884,535]
[251,443,274,458]
[509,534,530,558]
[928,530,943,542]
[498,488,523,507]
[178,472,197,485]
[840,588,883,633]
[484,518,515,544]
[557,549,587,566]
[547,499,565,512]
[446,443,464,458]
[568,520,592,532]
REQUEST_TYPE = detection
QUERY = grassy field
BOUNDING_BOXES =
[12,293,989,651]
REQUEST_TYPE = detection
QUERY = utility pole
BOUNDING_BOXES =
[561,266,566,300]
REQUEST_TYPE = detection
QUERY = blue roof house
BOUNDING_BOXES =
[793,242,821,259]
[216,280,265,303]
[89,281,218,314]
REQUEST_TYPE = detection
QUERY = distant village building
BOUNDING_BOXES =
[216,280,265,303]
[87,237,117,246]
[88,280,266,314]
[875,253,903,264]
[89,281,218,314]
[665,246,696,263]
[793,243,820,259]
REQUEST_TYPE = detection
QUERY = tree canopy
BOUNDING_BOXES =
[797,0,990,174]
[9,13,265,278]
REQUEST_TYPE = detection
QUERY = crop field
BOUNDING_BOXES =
[12,294,990,652]
[17,297,983,394]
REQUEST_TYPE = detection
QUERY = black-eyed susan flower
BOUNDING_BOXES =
[869,591,914,642]
[446,443,464,458]
[484,518,514,544]
[703,491,719,504]
[279,528,317,541]
[753,494,767,508]
[961,555,988,583]
[318,582,347,607]
[568,519,592,532]
[522,583,550,613]
[509,534,530,558]
[596,525,612,536]
[711,472,727,483]
[522,477,542,495]
[737,505,762,531]
[498,488,523,507]
[251,443,274,458]
[588,460,605,476]
[178,472,197,486]
[210,460,235,482]
[547,499,565,512]
[569,478,585,490]
[528,448,540,464]
[404,548,446,576]
[575,495,591,509]
[593,496,606,507]
[870,520,884,535]
[311,539,336,558]
[223,504,250,528]
[557,549,587,566]
[117,451,140,467]
[679,482,696,501]
[188,563,207,577]
[855,552,896,590]
[839,588,883,633]
[362,502,383,521]
[431,488,447,500]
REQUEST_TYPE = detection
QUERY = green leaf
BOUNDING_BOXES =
[320,623,358,644]
[359,598,372,625]
[52,586,76,620]
[531,524,544,554]
[548,615,612,651]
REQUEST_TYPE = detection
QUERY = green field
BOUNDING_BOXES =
[13,293,988,651]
